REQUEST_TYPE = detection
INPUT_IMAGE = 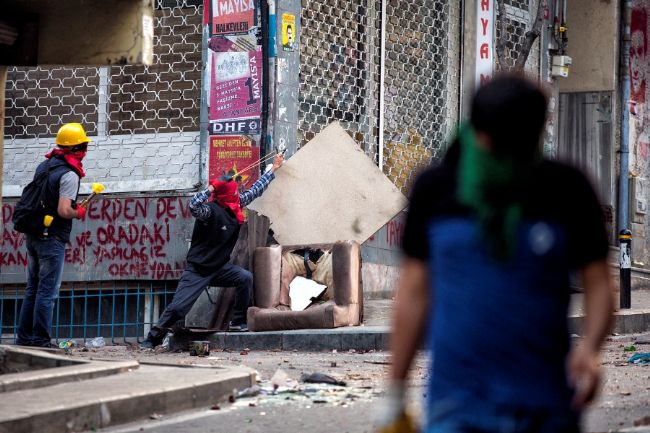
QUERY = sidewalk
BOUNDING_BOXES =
[169,290,650,352]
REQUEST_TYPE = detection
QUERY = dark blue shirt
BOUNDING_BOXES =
[402,146,609,410]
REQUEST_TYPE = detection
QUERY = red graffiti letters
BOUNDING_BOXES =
[1,196,192,282]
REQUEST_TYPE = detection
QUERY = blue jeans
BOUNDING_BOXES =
[426,398,580,433]
[16,235,66,347]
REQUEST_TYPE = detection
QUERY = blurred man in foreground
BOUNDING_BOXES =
[381,75,614,432]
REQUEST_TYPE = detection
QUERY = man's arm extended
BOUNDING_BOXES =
[239,170,275,208]
[390,258,430,382]
[188,188,212,222]
[239,153,284,207]
[568,259,615,408]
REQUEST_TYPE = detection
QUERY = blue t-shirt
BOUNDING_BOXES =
[402,148,609,410]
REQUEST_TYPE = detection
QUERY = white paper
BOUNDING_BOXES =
[289,276,327,311]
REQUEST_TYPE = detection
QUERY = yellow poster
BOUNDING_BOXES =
[282,13,296,52]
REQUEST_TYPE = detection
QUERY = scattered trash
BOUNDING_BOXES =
[634,415,650,426]
[363,360,392,365]
[300,372,347,386]
[237,385,263,398]
[330,361,337,367]
[58,339,75,350]
[628,352,650,365]
[85,336,106,349]
[240,350,249,356]
[149,413,163,420]
[260,411,266,416]
[210,404,221,410]
[246,418,252,423]
[620,390,632,396]
[249,402,257,407]
[162,334,171,350]
[270,369,298,391]
[189,341,210,357]
[624,345,637,352]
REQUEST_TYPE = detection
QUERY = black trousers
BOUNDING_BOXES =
[147,263,252,341]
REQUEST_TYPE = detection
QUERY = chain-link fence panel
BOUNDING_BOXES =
[297,0,461,195]
[298,0,379,149]
[496,0,541,75]
[380,0,461,193]
[3,0,203,194]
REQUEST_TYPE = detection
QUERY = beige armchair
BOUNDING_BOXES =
[247,241,363,331]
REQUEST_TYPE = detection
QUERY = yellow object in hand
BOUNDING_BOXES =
[91,182,105,194]
[377,412,418,433]
[43,215,54,227]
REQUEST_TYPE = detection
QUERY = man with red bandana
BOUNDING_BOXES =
[16,123,90,347]
[141,153,284,348]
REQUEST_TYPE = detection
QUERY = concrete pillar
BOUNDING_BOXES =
[273,0,301,156]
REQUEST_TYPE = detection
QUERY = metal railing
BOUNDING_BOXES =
[0,281,176,345]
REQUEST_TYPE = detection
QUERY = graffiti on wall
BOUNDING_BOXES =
[0,196,194,284]
[630,2,650,175]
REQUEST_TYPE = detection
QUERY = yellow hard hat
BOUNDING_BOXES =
[55,123,90,147]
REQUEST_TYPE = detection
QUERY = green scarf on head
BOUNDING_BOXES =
[456,123,539,260]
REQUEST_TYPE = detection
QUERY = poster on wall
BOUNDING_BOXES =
[209,47,262,120]
[630,2,650,176]
[211,0,256,36]
[208,136,261,189]
[282,13,296,52]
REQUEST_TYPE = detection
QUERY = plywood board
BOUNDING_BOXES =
[248,122,408,245]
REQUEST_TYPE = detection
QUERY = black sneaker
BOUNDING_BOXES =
[140,337,159,349]
[228,322,248,332]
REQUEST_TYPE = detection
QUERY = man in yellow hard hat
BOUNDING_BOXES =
[14,122,91,347]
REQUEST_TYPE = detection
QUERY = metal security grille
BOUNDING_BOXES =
[380,0,461,193]
[496,0,541,74]
[298,0,378,148]
[108,2,203,135]
[0,282,177,345]
[297,0,461,194]
[3,0,203,193]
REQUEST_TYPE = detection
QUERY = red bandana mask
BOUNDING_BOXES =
[210,179,244,224]
[45,147,86,178]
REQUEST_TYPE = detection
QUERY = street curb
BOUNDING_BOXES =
[0,347,256,433]
[170,326,391,352]
[569,309,650,335]
[170,310,650,352]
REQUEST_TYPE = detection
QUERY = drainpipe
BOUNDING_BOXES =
[378,0,386,171]
[199,1,211,184]
[618,0,631,234]
[265,0,277,156]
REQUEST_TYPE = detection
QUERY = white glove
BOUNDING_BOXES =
[374,382,406,431]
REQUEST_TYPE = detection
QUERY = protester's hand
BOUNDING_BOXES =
[568,344,602,409]
[271,153,284,172]
[374,382,407,433]
[208,178,219,193]
[76,206,86,220]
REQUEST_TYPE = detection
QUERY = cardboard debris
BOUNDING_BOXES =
[248,122,408,245]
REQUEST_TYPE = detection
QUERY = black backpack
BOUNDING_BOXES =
[12,166,56,236]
